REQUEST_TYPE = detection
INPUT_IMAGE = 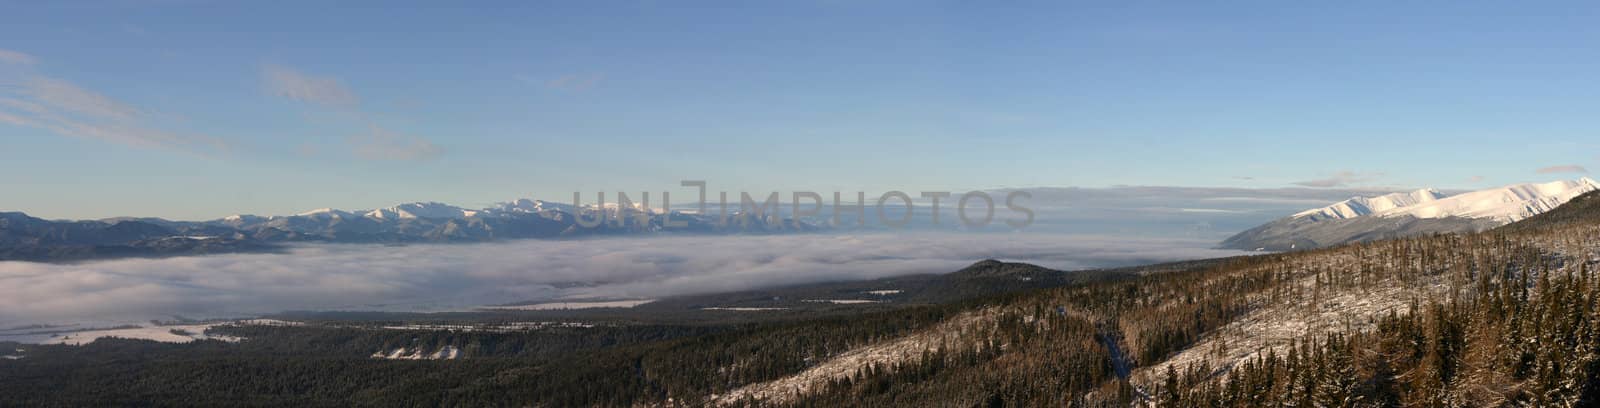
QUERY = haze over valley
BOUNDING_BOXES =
[9,2,1600,406]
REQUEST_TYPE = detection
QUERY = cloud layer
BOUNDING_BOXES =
[1537,165,1589,174]
[0,233,1243,325]
[1292,170,1384,188]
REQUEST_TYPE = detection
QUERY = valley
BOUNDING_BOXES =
[5,189,1600,405]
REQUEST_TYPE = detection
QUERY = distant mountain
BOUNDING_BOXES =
[0,212,272,262]
[0,198,826,262]
[364,202,480,220]
[1221,177,1600,251]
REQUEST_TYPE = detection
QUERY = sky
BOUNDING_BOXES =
[3,1,1600,220]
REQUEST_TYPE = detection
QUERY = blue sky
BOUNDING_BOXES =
[2,1,1599,220]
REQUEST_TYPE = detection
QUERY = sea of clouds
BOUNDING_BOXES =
[0,233,1246,326]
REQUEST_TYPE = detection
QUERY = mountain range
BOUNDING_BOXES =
[0,199,823,262]
[1220,177,1600,250]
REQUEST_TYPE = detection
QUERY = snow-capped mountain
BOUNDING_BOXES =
[2,195,827,262]
[365,202,480,220]
[1291,188,1446,222]
[1372,177,1599,222]
[296,208,356,219]
[1221,177,1600,251]
[212,197,815,242]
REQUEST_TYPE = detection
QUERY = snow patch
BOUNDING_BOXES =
[40,324,241,345]
[0,319,297,345]
[711,308,1004,405]
[371,345,462,360]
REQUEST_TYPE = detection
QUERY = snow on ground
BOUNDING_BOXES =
[371,345,462,360]
[0,319,300,345]
[40,324,242,345]
[711,308,1002,405]
[1129,250,1454,389]
[865,290,902,296]
[801,299,881,304]
[479,299,655,310]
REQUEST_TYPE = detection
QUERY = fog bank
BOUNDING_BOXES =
[0,233,1246,326]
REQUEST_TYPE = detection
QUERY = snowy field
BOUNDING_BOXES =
[0,319,300,345]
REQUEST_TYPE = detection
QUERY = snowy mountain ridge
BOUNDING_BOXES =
[1290,177,1599,223]
[1221,177,1600,251]
[1372,177,1600,222]
[1291,188,1446,222]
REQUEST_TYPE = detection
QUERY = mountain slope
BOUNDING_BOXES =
[0,212,271,262]
[1375,177,1599,222]
[1291,188,1445,222]
[1497,188,1600,232]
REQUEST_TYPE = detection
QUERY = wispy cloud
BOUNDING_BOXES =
[262,64,360,107]
[1291,170,1383,188]
[1467,175,1486,183]
[0,65,226,153]
[1536,165,1589,174]
[263,63,441,161]
[349,123,442,161]
[0,48,37,65]
[23,76,142,120]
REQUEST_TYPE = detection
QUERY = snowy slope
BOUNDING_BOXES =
[1222,178,1600,251]
[1374,177,1600,222]
[295,208,355,219]
[1291,188,1446,221]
